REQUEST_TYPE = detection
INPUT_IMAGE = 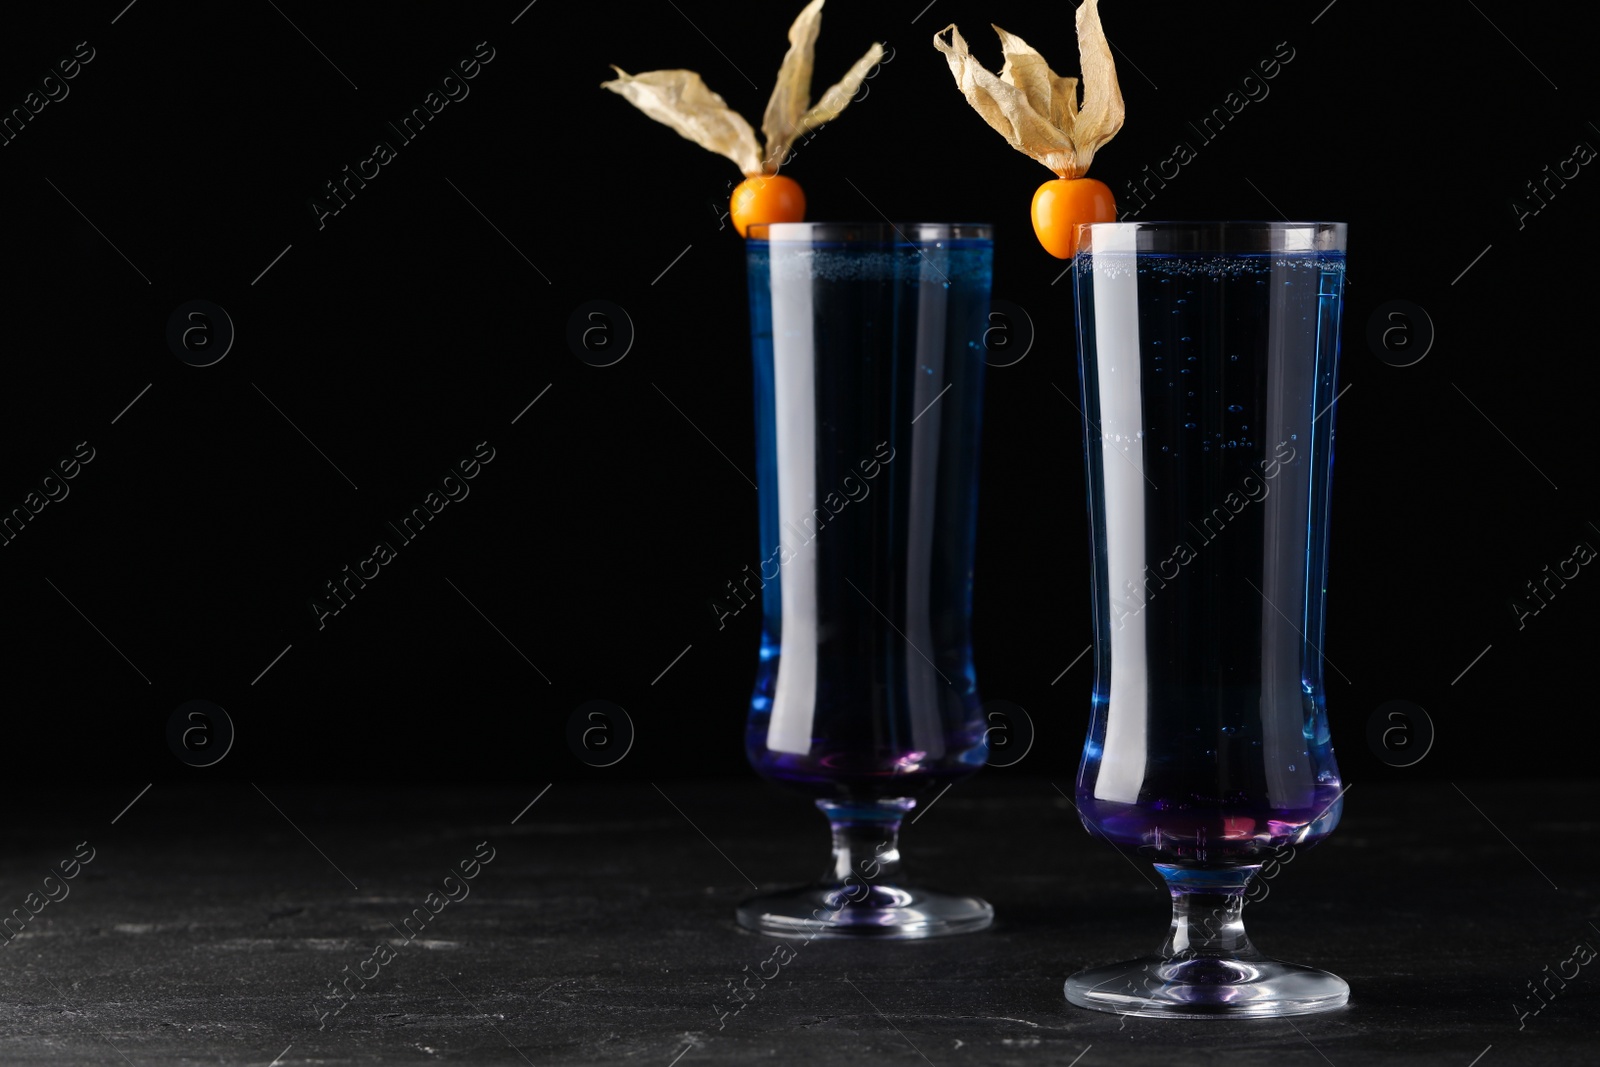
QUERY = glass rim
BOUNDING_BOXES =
[1075,220,1347,255]
[746,221,993,244]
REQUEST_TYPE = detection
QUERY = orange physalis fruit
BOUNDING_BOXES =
[731,175,807,238]
[1031,177,1117,259]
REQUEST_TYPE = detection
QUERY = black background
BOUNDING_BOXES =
[1,0,1593,788]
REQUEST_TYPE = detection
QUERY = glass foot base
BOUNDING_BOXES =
[1065,955,1349,1018]
[737,884,994,940]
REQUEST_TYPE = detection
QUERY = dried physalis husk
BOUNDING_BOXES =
[601,68,765,175]
[933,0,1125,179]
[602,0,882,177]
[762,1,884,171]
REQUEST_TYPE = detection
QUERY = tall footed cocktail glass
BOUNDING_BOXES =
[738,222,994,939]
[1065,221,1350,1015]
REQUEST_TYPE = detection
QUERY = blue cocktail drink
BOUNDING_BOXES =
[1066,221,1351,1016]
[738,222,994,939]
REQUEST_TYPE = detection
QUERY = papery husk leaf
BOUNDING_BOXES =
[761,1,882,172]
[761,0,825,168]
[789,42,882,147]
[933,23,1078,177]
[994,26,1078,132]
[932,1,1125,179]
[602,66,764,175]
[1071,0,1125,162]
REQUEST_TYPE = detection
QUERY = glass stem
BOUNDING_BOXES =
[816,798,910,890]
[1155,864,1262,960]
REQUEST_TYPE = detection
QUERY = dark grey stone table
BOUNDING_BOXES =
[1,778,1594,1065]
